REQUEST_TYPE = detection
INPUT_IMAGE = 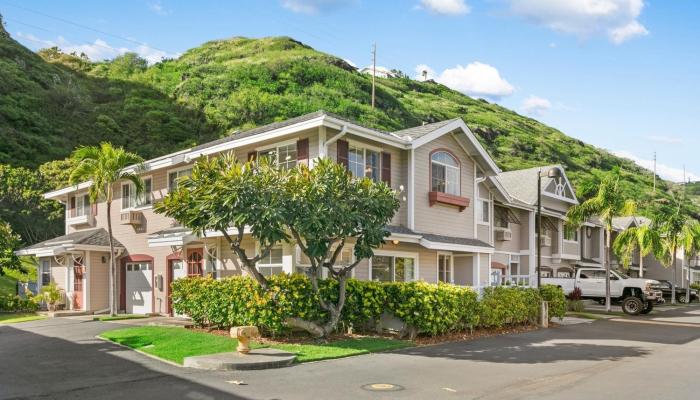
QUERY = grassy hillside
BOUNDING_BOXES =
[0,22,687,246]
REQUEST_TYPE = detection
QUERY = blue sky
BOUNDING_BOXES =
[2,0,698,182]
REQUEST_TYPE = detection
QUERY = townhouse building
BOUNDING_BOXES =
[19,111,584,315]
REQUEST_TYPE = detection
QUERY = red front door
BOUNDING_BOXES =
[186,248,204,277]
[73,259,85,310]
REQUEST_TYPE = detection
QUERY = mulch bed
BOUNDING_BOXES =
[186,324,539,346]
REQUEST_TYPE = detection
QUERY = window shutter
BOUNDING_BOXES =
[381,152,391,185]
[297,138,309,166]
[70,196,76,217]
[248,151,257,162]
[92,202,97,216]
[337,139,349,168]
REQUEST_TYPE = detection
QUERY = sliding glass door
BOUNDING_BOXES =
[371,255,416,282]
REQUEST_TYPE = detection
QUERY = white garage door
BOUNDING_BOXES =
[126,262,153,314]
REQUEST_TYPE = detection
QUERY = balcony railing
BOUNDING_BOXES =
[67,212,94,227]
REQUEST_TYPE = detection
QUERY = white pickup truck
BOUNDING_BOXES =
[542,268,661,315]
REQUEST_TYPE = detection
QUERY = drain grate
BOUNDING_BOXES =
[361,383,404,392]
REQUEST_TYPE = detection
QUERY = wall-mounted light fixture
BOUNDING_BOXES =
[392,239,400,245]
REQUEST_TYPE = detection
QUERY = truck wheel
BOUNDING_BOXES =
[678,294,688,304]
[597,299,606,305]
[640,301,654,314]
[622,296,644,315]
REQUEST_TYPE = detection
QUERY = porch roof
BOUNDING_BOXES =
[16,228,124,256]
[387,225,494,253]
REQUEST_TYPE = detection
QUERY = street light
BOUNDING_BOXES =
[537,167,562,288]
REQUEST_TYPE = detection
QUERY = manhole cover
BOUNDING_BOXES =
[361,383,404,392]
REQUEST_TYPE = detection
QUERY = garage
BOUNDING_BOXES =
[125,262,153,314]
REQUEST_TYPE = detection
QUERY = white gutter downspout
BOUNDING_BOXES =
[324,125,348,152]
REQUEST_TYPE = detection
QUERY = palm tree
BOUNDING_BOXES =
[567,168,636,312]
[679,222,700,303]
[613,219,664,279]
[69,143,144,316]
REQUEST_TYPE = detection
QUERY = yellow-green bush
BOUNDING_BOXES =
[172,275,543,336]
[0,294,39,312]
[539,285,566,320]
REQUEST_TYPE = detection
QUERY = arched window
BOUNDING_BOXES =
[431,151,460,195]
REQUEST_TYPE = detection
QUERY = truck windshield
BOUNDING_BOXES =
[613,270,630,279]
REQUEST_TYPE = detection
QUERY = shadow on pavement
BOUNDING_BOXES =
[0,325,248,400]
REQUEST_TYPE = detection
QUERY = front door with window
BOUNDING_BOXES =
[73,260,85,310]
[168,259,187,316]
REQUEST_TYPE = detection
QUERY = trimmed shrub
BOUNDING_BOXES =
[478,286,541,328]
[385,281,479,335]
[171,275,542,337]
[540,284,567,320]
[567,299,585,312]
[0,294,39,312]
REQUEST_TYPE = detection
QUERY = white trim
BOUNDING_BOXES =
[347,138,383,153]
[317,126,327,163]
[419,238,494,254]
[84,250,90,311]
[477,198,491,226]
[166,165,194,191]
[121,175,153,211]
[255,138,298,152]
[407,149,415,230]
[324,117,406,147]
[44,181,93,201]
[386,233,422,243]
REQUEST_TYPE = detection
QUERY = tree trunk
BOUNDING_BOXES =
[639,249,644,278]
[605,228,612,313]
[106,200,117,316]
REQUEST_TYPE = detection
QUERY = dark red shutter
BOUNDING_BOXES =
[92,202,98,216]
[381,152,391,185]
[248,151,257,162]
[297,138,309,166]
[70,196,76,217]
[337,139,349,168]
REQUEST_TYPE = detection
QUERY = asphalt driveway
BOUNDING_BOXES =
[3,306,700,399]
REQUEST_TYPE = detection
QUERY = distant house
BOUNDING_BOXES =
[359,65,398,79]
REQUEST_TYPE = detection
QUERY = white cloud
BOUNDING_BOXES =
[521,95,552,115]
[281,0,350,14]
[613,150,699,182]
[417,0,471,15]
[16,32,178,64]
[415,62,514,99]
[648,135,682,144]
[148,1,171,16]
[505,0,649,44]
[609,20,648,44]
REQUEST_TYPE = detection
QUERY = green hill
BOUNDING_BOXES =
[0,20,686,245]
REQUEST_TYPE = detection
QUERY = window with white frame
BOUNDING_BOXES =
[295,245,353,276]
[205,247,218,279]
[438,254,452,283]
[258,143,297,170]
[257,245,284,277]
[126,262,151,272]
[41,260,50,286]
[564,226,578,241]
[478,199,490,224]
[72,194,90,217]
[168,168,192,190]
[371,255,416,282]
[348,145,381,182]
[121,177,152,210]
[430,151,460,195]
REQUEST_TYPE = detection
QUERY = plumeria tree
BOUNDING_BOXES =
[567,168,636,312]
[69,143,144,316]
[155,154,399,337]
[284,158,399,337]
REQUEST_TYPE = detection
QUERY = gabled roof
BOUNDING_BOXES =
[387,225,493,253]
[17,228,123,256]
[392,119,460,140]
[496,165,578,206]
[612,216,650,231]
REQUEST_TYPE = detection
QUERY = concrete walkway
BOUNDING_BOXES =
[3,305,700,399]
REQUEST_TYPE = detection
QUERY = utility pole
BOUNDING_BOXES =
[653,152,657,194]
[371,43,376,109]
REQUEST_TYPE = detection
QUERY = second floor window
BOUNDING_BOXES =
[122,177,152,210]
[168,168,192,191]
[479,199,490,224]
[71,194,90,217]
[258,143,297,170]
[564,226,579,241]
[431,151,459,195]
[348,145,380,182]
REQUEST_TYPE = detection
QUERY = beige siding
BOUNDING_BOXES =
[479,254,490,287]
[477,225,490,244]
[413,134,475,237]
[48,257,67,291]
[562,241,579,257]
[89,251,109,311]
[453,255,474,285]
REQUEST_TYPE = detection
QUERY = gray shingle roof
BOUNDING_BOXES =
[612,216,650,231]
[149,226,191,236]
[496,165,563,205]
[386,225,493,249]
[22,228,123,251]
[392,119,460,140]
[190,110,395,153]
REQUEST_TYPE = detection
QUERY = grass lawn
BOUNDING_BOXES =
[94,314,149,322]
[100,326,412,365]
[566,312,607,320]
[0,275,17,296]
[0,313,46,324]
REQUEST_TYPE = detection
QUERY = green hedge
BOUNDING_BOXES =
[539,285,567,320]
[171,276,545,336]
[0,294,39,313]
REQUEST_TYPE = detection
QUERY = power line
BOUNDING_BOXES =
[0,0,175,54]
